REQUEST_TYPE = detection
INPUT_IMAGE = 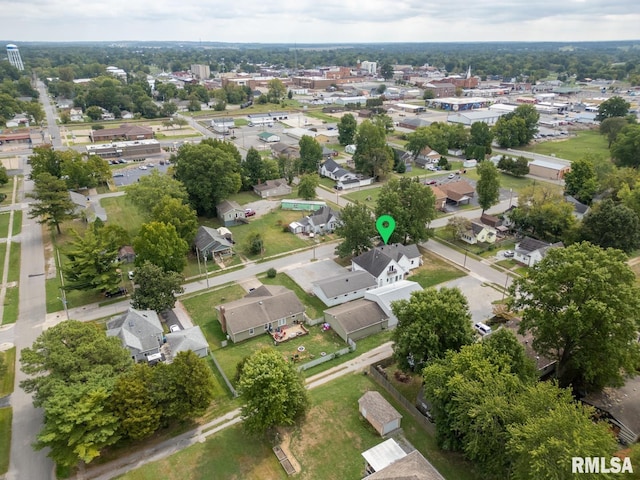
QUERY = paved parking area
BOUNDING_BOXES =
[441,275,504,323]
[283,259,348,292]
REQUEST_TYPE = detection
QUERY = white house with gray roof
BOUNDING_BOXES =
[514,236,563,267]
[352,244,422,287]
[313,270,378,307]
[319,158,356,182]
[288,206,341,235]
[106,308,163,362]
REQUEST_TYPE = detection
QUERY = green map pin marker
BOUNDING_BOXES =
[376,215,396,245]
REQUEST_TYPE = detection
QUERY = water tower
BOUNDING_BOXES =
[6,44,24,71]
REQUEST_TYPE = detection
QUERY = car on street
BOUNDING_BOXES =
[138,165,147,170]
[447,173,455,179]
[245,208,256,217]
[113,172,124,177]
[427,165,437,171]
[503,250,514,258]
[424,180,437,185]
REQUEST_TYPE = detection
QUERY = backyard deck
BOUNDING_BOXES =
[271,323,309,343]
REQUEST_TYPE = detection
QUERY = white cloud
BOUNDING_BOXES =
[1,0,639,42]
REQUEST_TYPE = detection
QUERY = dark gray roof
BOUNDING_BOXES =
[564,195,590,215]
[515,236,554,254]
[314,270,377,297]
[325,299,388,334]
[352,244,420,278]
[166,326,209,356]
[253,178,289,192]
[194,226,233,254]
[106,308,162,355]
[321,158,341,172]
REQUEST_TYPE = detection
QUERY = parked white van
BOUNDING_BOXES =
[474,322,492,336]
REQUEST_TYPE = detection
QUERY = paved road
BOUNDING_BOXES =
[76,342,394,480]
[37,81,62,149]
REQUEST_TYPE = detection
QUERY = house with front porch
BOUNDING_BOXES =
[288,206,341,235]
[216,200,246,226]
[514,236,563,267]
[352,244,422,287]
[460,221,497,245]
[194,226,233,258]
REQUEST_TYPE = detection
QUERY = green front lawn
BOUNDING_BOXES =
[261,273,325,319]
[0,347,16,396]
[229,209,312,259]
[343,187,382,209]
[522,130,609,163]
[100,196,146,239]
[463,169,538,194]
[45,277,106,314]
[227,190,262,205]
[407,250,466,288]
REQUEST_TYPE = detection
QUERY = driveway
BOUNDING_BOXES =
[441,275,503,323]
[283,258,348,292]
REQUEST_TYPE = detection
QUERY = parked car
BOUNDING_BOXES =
[104,287,127,298]
[245,208,256,217]
[447,173,455,179]
[113,172,124,178]
[138,165,147,170]
[425,180,437,185]
[503,250,514,258]
[427,166,437,171]
[169,324,181,333]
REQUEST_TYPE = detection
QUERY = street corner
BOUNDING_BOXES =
[0,341,15,351]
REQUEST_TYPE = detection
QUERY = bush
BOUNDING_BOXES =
[266,268,277,278]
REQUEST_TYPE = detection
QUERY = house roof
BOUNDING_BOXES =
[515,236,558,254]
[366,450,446,480]
[564,195,590,215]
[216,199,243,215]
[119,245,135,256]
[400,117,431,128]
[499,320,557,372]
[313,270,377,298]
[582,376,640,441]
[359,391,402,425]
[253,178,289,192]
[529,159,570,171]
[300,206,340,229]
[324,299,388,334]
[271,142,299,156]
[257,131,278,140]
[362,439,407,473]
[106,308,162,354]
[194,226,233,254]
[365,281,423,314]
[352,244,421,278]
[428,185,447,200]
[442,180,475,198]
[322,158,341,172]
[480,213,501,227]
[219,285,305,335]
[92,124,153,139]
[166,326,209,355]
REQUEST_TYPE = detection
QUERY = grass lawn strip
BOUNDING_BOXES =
[2,287,18,325]
[0,213,9,239]
[11,210,21,236]
[0,407,11,475]
[0,347,16,396]
[7,242,20,283]
[408,250,466,288]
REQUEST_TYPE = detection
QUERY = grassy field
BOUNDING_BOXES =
[343,186,382,209]
[0,347,16,396]
[407,250,466,288]
[115,373,479,480]
[100,196,146,239]
[462,169,539,193]
[227,190,262,205]
[522,130,610,163]
[228,209,313,259]
[11,210,21,235]
[0,407,11,475]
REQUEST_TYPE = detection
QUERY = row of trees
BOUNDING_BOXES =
[20,320,215,467]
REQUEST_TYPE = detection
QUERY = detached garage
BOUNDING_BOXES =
[359,391,402,436]
[528,159,571,180]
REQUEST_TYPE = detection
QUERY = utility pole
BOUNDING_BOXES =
[204,253,210,288]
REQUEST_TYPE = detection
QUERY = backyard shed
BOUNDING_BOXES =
[358,391,402,436]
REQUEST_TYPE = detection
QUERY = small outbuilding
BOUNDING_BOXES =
[358,391,402,437]
[528,159,571,180]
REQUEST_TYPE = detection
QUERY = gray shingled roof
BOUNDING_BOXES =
[219,285,305,335]
[352,244,420,277]
[166,326,209,356]
[515,236,554,254]
[324,299,388,334]
[106,308,162,355]
[194,226,233,254]
[216,199,243,215]
[359,391,402,425]
[314,270,377,297]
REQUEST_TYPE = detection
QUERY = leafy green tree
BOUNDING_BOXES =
[150,196,199,245]
[20,320,132,407]
[131,261,184,312]
[299,135,323,174]
[0,165,8,186]
[267,78,286,103]
[297,173,319,200]
[392,288,474,372]
[160,101,178,117]
[133,221,188,273]
[564,158,598,205]
[111,364,161,440]
[596,95,630,121]
[482,328,538,382]
[445,216,471,241]
[510,242,640,393]
[579,199,640,253]
[23,100,45,124]
[173,141,242,216]
[611,124,640,168]
[126,170,189,216]
[157,351,216,421]
[27,173,78,234]
[375,177,436,244]
[599,116,629,147]
[493,116,528,148]
[246,232,264,256]
[63,228,121,293]
[239,348,309,434]
[353,120,391,178]
[468,121,493,158]
[86,105,103,121]
[476,160,500,212]
[380,63,394,80]
[97,223,131,251]
[510,183,576,242]
[507,399,617,480]
[337,113,357,146]
[335,201,376,257]
[373,113,395,133]
[243,147,266,188]
[28,146,63,180]
[618,180,640,217]
[405,126,431,160]
[497,155,529,177]
[36,377,121,467]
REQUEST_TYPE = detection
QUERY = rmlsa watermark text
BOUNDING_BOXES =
[572,457,633,474]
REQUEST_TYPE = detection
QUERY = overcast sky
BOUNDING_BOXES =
[2,0,639,43]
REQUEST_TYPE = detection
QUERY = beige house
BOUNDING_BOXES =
[460,221,497,245]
